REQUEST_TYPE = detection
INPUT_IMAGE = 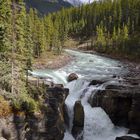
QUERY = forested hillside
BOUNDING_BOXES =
[0,0,70,109]
[49,0,140,60]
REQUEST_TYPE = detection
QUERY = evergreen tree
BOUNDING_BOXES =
[96,24,106,51]
[44,15,54,51]
[14,0,26,56]
[0,0,12,53]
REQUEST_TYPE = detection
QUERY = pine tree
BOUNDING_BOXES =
[0,0,12,53]
[44,15,54,51]
[52,21,61,54]
[112,27,117,42]
[14,0,26,56]
[123,25,129,40]
[25,14,34,58]
[96,24,106,51]
[38,19,46,53]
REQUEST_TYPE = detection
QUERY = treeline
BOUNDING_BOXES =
[50,0,140,59]
[0,0,57,112]
[0,0,67,59]
[0,0,68,96]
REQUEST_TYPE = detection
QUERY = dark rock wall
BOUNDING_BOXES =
[89,87,140,136]
[0,87,69,140]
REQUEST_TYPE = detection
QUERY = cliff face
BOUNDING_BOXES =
[0,87,69,140]
[0,76,140,140]
[89,84,140,136]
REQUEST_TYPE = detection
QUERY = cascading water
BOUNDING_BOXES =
[31,50,138,140]
[63,79,129,140]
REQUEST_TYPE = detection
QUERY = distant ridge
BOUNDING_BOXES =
[24,0,72,15]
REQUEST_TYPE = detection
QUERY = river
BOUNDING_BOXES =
[31,49,127,84]
[31,50,138,140]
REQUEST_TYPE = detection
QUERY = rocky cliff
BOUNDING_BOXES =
[0,87,69,140]
[89,83,140,136]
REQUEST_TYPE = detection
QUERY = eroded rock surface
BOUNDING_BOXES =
[0,87,69,140]
[89,84,140,136]
[116,136,140,140]
[72,100,84,139]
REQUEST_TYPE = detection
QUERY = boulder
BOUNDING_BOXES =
[89,79,105,86]
[72,101,84,139]
[89,77,115,86]
[67,73,78,82]
[116,136,140,140]
[1,128,11,140]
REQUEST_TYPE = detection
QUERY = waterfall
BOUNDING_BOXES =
[65,79,90,132]
[63,79,130,140]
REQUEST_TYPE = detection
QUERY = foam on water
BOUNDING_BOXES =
[29,69,68,85]
[65,79,89,131]
[32,49,127,83]
[63,131,75,140]
[83,106,128,140]
[64,79,139,140]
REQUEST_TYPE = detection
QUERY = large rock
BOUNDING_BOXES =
[72,101,84,139]
[44,87,69,140]
[26,87,69,140]
[0,87,69,140]
[116,136,140,140]
[89,76,119,86]
[89,79,105,86]
[1,128,11,140]
[0,114,29,140]
[63,104,70,128]
[67,73,78,82]
[88,85,140,136]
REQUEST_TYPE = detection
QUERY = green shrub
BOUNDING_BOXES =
[12,94,38,113]
[21,98,37,113]
[12,99,22,111]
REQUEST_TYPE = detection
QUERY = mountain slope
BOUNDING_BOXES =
[25,0,72,15]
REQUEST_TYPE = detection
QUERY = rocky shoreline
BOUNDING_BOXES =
[0,87,69,140]
[33,52,74,70]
